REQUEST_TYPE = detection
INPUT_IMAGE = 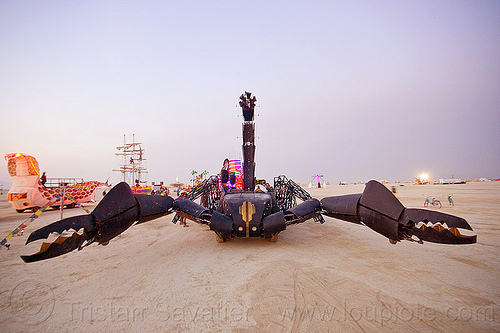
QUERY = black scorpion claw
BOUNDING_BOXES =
[402,208,476,244]
[21,182,175,262]
[321,180,476,245]
[25,215,95,245]
[21,182,138,262]
[21,232,88,263]
[409,224,476,244]
[402,208,473,230]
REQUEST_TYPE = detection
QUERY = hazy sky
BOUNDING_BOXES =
[1,1,499,187]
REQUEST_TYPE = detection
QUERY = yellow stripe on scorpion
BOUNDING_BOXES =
[239,201,256,237]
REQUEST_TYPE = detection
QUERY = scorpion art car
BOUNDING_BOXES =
[21,92,476,263]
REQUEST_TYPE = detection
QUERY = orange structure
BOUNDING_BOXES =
[5,153,106,213]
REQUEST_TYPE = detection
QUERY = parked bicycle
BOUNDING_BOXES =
[424,196,442,208]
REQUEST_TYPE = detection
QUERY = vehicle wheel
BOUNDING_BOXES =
[16,209,25,213]
[66,203,76,209]
[270,233,279,242]
[52,205,60,210]
[436,201,442,208]
[31,206,40,213]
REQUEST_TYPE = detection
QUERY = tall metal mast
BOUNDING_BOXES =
[113,134,148,187]
[239,91,257,191]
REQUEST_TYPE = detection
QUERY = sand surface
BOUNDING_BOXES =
[0,182,499,332]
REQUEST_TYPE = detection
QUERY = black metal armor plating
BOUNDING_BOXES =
[135,194,174,224]
[221,192,273,237]
[262,211,286,234]
[321,193,362,224]
[242,122,255,192]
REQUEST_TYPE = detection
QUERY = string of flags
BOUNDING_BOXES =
[0,193,91,249]
[65,193,91,214]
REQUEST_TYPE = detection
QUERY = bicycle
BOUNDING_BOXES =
[424,196,442,208]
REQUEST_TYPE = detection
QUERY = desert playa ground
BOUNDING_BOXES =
[0,181,499,332]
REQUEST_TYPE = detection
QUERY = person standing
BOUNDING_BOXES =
[40,172,47,186]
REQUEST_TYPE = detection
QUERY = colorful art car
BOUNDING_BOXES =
[4,153,106,213]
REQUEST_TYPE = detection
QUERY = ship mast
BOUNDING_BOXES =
[113,134,148,187]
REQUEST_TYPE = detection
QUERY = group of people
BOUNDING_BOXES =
[150,188,169,196]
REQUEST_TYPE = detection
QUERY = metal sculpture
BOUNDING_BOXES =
[21,92,476,263]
